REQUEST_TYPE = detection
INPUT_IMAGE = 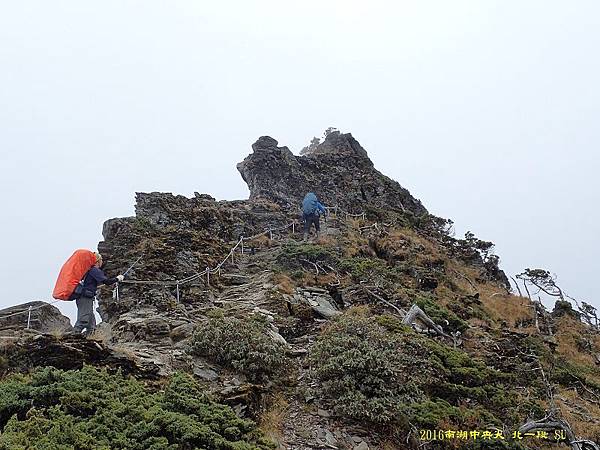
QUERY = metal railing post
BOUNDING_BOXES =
[26,306,32,329]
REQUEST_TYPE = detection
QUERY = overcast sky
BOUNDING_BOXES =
[1,1,598,324]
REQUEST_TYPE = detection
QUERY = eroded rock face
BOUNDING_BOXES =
[237,131,428,215]
[0,301,72,334]
[1,334,160,378]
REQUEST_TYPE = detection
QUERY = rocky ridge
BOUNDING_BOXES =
[1,131,599,450]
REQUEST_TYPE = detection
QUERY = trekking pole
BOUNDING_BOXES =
[123,255,143,277]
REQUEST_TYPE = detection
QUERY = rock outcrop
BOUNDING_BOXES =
[237,130,428,215]
[0,301,71,334]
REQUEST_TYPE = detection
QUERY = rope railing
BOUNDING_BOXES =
[0,205,370,332]
[1,206,368,329]
[326,206,365,220]
[115,206,367,299]
[1,206,372,333]
[0,299,63,330]
[116,222,297,301]
[118,206,369,292]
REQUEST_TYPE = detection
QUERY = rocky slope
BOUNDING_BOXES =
[1,131,599,450]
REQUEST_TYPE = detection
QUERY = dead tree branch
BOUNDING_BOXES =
[362,287,406,316]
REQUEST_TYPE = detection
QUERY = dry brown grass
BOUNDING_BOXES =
[344,304,371,318]
[346,217,363,229]
[554,316,600,373]
[44,324,72,339]
[110,344,139,360]
[293,270,340,288]
[389,228,443,258]
[340,232,370,258]
[556,386,600,439]
[259,393,289,445]
[246,235,271,249]
[315,234,335,246]
[442,258,536,330]
[480,291,534,327]
[272,274,295,295]
[87,324,113,344]
[0,336,18,353]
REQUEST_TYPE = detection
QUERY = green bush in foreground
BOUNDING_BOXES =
[191,311,288,381]
[311,311,532,431]
[0,366,273,450]
[310,311,433,423]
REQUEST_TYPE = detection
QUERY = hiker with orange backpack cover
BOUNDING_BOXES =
[53,250,123,335]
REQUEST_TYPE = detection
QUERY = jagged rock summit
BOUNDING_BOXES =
[238,130,427,215]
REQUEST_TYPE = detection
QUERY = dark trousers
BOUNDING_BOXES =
[74,296,96,333]
[303,213,320,234]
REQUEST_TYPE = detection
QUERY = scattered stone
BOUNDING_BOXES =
[307,297,340,319]
[324,429,338,447]
[286,348,308,357]
[317,408,331,418]
[193,367,218,381]
[170,323,195,342]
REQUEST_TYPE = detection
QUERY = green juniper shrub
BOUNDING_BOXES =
[276,243,338,271]
[311,310,530,433]
[338,257,392,281]
[414,295,469,333]
[190,311,288,381]
[374,314,408,333]
[550,357,600,391]
[310,311,433,423]
[408,399,462,428]
[418,338,528,423]
[0,366,273,450]
[289,269,305,280]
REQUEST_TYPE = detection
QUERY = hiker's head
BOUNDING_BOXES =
[94,252,103,268]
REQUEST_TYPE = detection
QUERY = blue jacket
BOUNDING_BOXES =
[80,267,117,297]
[316,201,326,216]
[302,193,326,216]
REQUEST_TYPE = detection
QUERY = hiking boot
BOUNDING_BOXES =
[63,329,84,338]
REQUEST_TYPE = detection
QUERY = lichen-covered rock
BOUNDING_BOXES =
[237,131,427,215]
[1,334,160,378]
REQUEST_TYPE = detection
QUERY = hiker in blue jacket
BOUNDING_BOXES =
[302,192,327,241]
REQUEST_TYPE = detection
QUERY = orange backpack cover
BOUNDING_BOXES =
[52,249,97,300]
